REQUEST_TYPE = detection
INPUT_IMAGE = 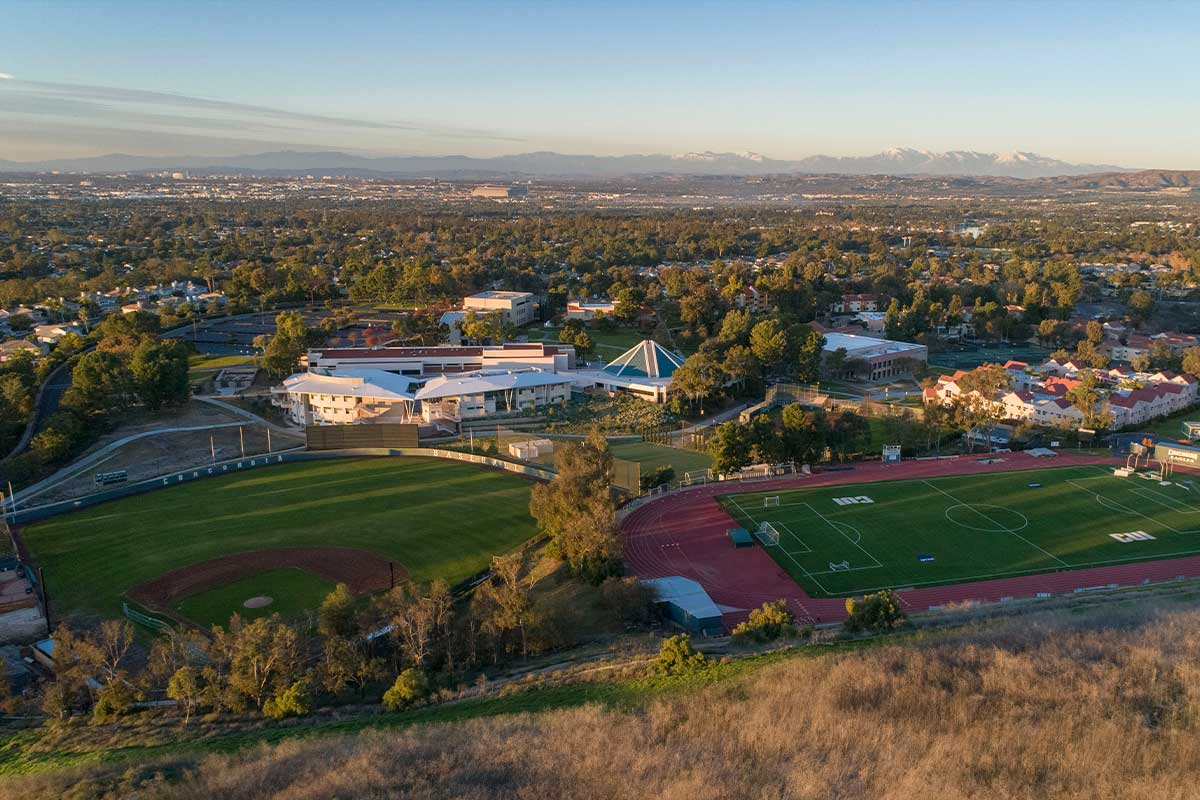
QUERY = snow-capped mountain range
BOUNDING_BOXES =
[0,147,1133,179]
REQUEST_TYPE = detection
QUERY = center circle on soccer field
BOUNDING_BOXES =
[943,503,1030,533]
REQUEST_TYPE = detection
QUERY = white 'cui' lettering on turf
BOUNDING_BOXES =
[1110,530,1156,543]
[833,496,874,506]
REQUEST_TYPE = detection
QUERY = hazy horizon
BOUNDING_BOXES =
[2,0,1199,169]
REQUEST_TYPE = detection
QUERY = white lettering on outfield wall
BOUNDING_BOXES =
[1110,530,1156,543]
[833,496,875,506]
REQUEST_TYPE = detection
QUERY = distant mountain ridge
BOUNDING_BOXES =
[0,147,1137,179]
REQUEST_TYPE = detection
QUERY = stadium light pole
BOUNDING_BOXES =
[239,426,245,458]
[210,435,216,464]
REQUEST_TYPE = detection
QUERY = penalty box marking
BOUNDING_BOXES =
[1129,486,1200,515]
[776,522,813,555]
[1067,479,1200,537]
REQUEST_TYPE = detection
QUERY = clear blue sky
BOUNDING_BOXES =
[1,0,1197,167]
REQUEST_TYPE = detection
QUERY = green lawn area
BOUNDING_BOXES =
[188,354,254,372]
[608,440,712,476]
[480,435,711,477]
[22,457,538,619]
[1137,409,1199,441]
[719,463,1200,597]
[175,568,335,628]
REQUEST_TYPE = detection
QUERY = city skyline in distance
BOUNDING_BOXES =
[1,1,1199,169]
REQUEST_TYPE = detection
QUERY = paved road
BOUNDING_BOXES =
[193,396,302,436]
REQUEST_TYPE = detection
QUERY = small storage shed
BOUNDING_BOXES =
[642,576,724,636]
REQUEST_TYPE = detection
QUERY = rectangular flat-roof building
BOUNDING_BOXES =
[821,332,927,383]
[463,291,537,327]
[566,300,616,320]
[307,342,575,377]
[643,576,724,636]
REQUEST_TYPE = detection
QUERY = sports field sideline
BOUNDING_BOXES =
[719,464,1200,597]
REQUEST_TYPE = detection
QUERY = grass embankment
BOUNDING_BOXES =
[21,457,538,620]
[0,629,898,780]
[8,600,1200,798]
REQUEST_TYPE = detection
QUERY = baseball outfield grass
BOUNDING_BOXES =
[22,457,538,621]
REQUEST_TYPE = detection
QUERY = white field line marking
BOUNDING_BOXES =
[805,503,884,568]
[809,564,886,577]
[729,497,828,593]
[1066,479,1200,536]
[776,522,812,554]
[922,479,1070,567]
[839,544,1200,596]
[1130,486,1200,515]
[728,497,758,527]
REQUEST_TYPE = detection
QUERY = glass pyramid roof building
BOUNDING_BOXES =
[602,340,686,379]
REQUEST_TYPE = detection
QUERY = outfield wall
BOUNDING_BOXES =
[8,447,556,526]
[306,424,419,450]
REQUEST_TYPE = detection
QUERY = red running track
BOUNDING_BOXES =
[622,453,1200,627]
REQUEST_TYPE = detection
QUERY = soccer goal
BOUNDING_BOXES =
[764,496,780,508]
[756,521,781,546]
[829,560,851,571]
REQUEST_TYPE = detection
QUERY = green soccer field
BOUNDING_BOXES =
[22,457,538,620]
[718,464,1200,598]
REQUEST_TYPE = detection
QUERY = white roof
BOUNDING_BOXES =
[281,368,417,401]
[466,290,532,300]
[822,332,925,357]
[642,576,722,621]
[415,369,571,400]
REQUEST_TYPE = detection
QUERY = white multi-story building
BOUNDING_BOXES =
[830,294,879,314]
[463,291,537,327]
[273,369,419,426]
[414,369,572,423]
[928,364,1198,430]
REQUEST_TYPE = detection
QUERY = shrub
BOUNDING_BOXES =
[262,678,313,720]
[731,599,799,643]
[92,680,136,723]
[600,576,656,624]
[844,590,906,633]
[383,668,429,711]
[652,634,707,676]
[640,465,675,491]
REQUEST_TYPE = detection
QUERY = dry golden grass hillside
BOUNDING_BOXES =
[12,603,1200,799]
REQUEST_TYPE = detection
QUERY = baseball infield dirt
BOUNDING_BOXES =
[128,547,406,611]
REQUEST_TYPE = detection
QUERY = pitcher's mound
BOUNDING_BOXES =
[243,596,274,609]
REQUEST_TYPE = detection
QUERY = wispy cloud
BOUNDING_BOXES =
[0,77,524,160]
[0,73,14,80]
